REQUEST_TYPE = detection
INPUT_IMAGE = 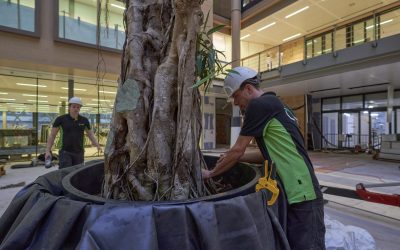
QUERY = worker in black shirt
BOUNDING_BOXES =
[45,97,102,169]
[202,67,325,250]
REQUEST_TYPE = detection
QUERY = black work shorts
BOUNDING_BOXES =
[59,150,84,169]
[287,198,326,250]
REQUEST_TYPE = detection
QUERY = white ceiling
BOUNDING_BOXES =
[241,0,399,46]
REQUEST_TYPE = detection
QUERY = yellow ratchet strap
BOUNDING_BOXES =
[255,160,279,206]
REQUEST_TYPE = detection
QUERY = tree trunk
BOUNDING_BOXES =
[103,0,208,201]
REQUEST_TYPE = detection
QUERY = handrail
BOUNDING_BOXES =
[240,6,400,74]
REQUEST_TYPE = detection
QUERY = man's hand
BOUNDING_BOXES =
[45,151,51,160]
[202,169,213,179]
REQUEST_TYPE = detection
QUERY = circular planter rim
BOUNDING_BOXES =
[62,160,261,205]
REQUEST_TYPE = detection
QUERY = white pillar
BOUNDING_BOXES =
[230,0,241,147]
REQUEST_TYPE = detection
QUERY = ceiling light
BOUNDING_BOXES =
[343,113,350,117]
[16,83,47,87]
[363,111,369,114]
[110,3,125,10]
[61,87,86,91]
[60,96,68,99]
[99,90,117,94]
[0,92,8,95]
[257,22,276,32]
[27,100,48,103]
[282,33,301,42]
[23,94,48,98]
[92,99,111,102]
[371,113,379,117]
[285,6,309,19]
[366,19,393,30]
[0,98,15,101]
[240,34,250,40]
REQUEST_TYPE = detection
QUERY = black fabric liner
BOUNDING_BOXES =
[0,163,289,250]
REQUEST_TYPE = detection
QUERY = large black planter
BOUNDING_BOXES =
[62,155,261,204]
[0,156,289,250]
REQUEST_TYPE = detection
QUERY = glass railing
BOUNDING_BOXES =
[0,0,35,32]
[241,6,400,74]
[58,11,125,50]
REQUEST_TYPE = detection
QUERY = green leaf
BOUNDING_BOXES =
[206,24,225,36]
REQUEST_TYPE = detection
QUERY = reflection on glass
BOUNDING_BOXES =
[342,95,363,110]
[322,112,338,148]
[360,111,369,148]
[396,109,400,134]
[365,93,387,108]
[335,28,346,51]
[58,0,97,45]
[0,0,35,32]
[58,0,125,49]
[100,1,125,50]
[371,111,388,148]
[322,98,340,111]
[379,10,398,39]
[342,112,359,148]
[353,21,365,45]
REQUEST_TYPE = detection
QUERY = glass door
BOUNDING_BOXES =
[342,112,359,148]
[370,111,389,149]
[322,112,338,148]
[360,111,369,149]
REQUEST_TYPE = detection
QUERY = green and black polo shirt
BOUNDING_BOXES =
[240,93,322,204]
[53,114,91,154]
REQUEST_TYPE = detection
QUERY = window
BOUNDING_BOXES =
[323,33,332,54]
[322,112,338,148]
[342,95,363,110]
[353,21,365,45]
[365,93,387,108]
[57,0,125,50]
[0,0,36,33]
[322,98,340,111]
[334,28,346,51]
[379,9,400,39]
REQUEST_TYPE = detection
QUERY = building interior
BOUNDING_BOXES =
[0,0,399,160]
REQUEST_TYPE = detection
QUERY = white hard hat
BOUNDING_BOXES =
[223,66,258,97]
[68,97,83,106]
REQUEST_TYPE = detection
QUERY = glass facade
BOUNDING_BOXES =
[0,0,36,32]
[241,6,400,73]
[342,95,363,110]
[321,91,400,150]
[58,0,125,50]
[0,69,117,159]
[322,97,340,111]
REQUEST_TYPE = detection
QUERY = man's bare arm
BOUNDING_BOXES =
[86,130,102,152]
[45,127,59,159]
[203,135,253,179]
[239,148,264,164]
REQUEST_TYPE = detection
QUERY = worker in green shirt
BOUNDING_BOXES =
[202,67,325,250]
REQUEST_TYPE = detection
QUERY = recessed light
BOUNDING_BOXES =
[16,83,47,87]
[23,94,48,97]
[257,22,276,32]
[110,3,125,10]
[240,34,250,40]
[61,87,86,91]
[282,33,301,42]
[285,6,309,19]
[99,90,117,94]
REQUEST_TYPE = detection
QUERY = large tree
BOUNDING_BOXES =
[102,0,215,201]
